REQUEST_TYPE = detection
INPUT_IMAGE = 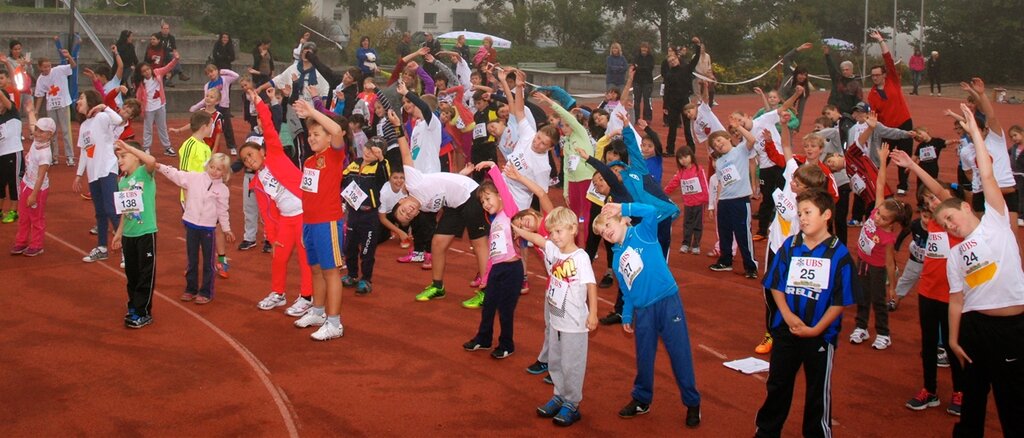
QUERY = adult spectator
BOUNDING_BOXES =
[823,44,863,145]
[158,22,188,83]
[453,35,471,61]
[908,47,925,96]
[605,42,628,92]
[693,41,715,105]
[355,36,379,77]
[3,40,34,116]
[662,37,701,155]
[473,37,498,70]
[396,32,413,58]
[866,31,914,195]
[632,41,654,122]
[246,39,274,127]
[781,42,813,129]
[210,33,235,70]
[421,32,442,77]
[114,31,139,95]
[927,51,941,96]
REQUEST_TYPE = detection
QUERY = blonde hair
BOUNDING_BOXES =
[802,133,825,149]
[592,210,622,235]
[544,207,579,232]
[207,153,232,183]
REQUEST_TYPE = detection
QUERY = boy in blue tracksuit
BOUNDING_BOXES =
[616,123,680,256]
[593,201,701,428]
[706,127,759,278]
[755,189,857,438]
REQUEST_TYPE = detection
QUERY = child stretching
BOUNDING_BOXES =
[463,164,523,359]
[242,93,314,317]
[754,190,857,438]
[11,110,53,257]
[193,65,239,155]
[849,143,910,350]
[177,111,232,278]
[707,124,759,278]
[514,207,598,427]
[156,153,234,304]
[133,50,180,156]
[593,202,702,428]
[110,141,160,328]
[340,136,391,296]
[177,88,224,153]
[73,91,125,263]
[289,99,349,341]
[664,146,709,254]
[0,69,23,224]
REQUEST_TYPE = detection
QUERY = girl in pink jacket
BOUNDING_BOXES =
[156,153,235,304]
[664,146,709,254]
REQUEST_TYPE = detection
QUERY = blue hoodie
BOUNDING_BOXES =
[612,203,679,324]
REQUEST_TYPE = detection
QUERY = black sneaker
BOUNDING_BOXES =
[262,240,273,253]
[237,240,257,251]
[463,340,490,351]
[685,404,701,428]
[491,347,514,359]
[526,360,549,375]
[709,263,733,272]
[599,312,622,325]
[598,273,614,288]
[618,398,650,418]
[125,314,153,329]
[744,270,758,279]
[543,374,553,385]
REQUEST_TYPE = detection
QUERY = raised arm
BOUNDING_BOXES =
[112,45,124,80]
[875,143,890,210]
[962,104,1006,213]
[388,109,414,167]
[292,99,345,148]
[889,149,950,201]
[777,85,803,115]
[964,78,1001,134]
[503,162,554,214]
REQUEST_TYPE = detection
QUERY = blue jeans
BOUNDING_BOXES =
[632,293,701,407]
[88,172,120,247]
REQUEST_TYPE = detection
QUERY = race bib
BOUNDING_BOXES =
[586,181,607,205]
[341,181,368,209]
[681,177,702,195]
[454,116,466,130]
[909,241,925,261]
[568,155,580,172]
[850,174,867,194]
[958,238,997,288]
[259,171,281,197]
[772,188,797,221]
[114,189,144,214]
[473,123,487,139]
[0,123,7,143]
[919,146,937,161]
[787,256,832,291]
[858,228,876,255]
[546,277,568,308]
[925,232,950,259]
[720,165,740,186]
[46,94,63,110]
[300,168,320,193]
[488,226,509,257]
[618,247,644,290]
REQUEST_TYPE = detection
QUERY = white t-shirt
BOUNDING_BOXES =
[33,64,73,110]
[378,182,407,214]
[767,159,800,253]
[947,204,1024,312]
[258,168,302,217]
[0,118,23,156]
[982,130,1018,189]
[23,142,52,190]
[410,115,442,174]
[143,78,163,112]
[751,110,783,169]
[715,142,753,200]
[103,77,123,107]
[691,102,725,144]
[504,117,551,209]
[403,165,477,212]
[76,109,122,182]
[543,241,597,333]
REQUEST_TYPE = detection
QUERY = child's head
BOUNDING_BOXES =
[791,163,827,195]
[477,181,503,215]
[729,111,752,130]
[605,87,621,102]
[120,99,142,121]
[589,108,610,129]
[204,64,220,81]
[439,105,456,124]
[137,62,153,80]
[239,141,265,171]
[308,115,347,153]
[206,152,231,183]
[239,75,254,91]
[496,103,510,121]
[362,75,375,90]
[470,70,483,85]
[388,169,405,191]
[94,65,112,82]
[592,209,628,244]
[683,102,698,120]
[603,139,628,163]
[822,105,840,122]
[545,207,579,250]
[932,197,978,238]
[873,197,912,229]
[486,119,506,139]
[918,204,933,227]
[32,117,56,144]
[708,130,732,155]
[813,116,832,131]
[472,90,489,112]
[117,140,146,173]
[0,70,7,88]
[912,126,931,142]
[824,153,845,172]
[851,102,870,122]
[1008,125,1024,145]
[533,125,560,154]
[801,133,825,161]
[203,87,222,107]
[349,113,366,131]
[639,135,657,158]
[434,74,448,91]
[512,209,543,232]
[591,172,611,195]
[363,136,385,162]
[796,189,834,236]
[76,90,103,118]
[343,67,362,86]
[36,57,52,76]
[766,90,781,106]
[675,146,694,168]
[189,110,213,137]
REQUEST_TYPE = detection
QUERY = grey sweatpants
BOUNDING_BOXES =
[242,172,260,242]
[47,105,73,160]
[143,106,170,150]
[895,259,923,298]
[537,301,551,363]
[681,204,704,248]
[548,325,589,406]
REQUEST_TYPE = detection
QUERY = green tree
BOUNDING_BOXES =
[476,0,551,47]
[926,0,1024,83]
[334,0,414,31]
[547,0,608,50]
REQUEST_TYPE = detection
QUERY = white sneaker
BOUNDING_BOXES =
[872,335,892,350]
[897,189,907,196]
[120,253,125,269]
[1017,218,1023,227]
[310,322,344,341]
[285,297,313,317]
[679,244,690,254]
[850,328,870,344]
[82,246,109,263]
[691,246,701,255]
[257,292,287,310]
[294,311,326,328]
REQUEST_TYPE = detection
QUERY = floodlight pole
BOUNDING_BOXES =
[862,0,869,79]
[67,0,75,50]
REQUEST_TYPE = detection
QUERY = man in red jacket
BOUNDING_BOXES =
[866,30,914,196]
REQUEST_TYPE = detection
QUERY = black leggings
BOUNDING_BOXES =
[344,209,381,281]
[0,151,22,201]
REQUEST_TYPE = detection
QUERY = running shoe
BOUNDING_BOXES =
[398,251,424,263]
[755,334,773,354]
[294,311,327,328]
[10,245,26,255]
[537,396,563,418]
[709,263,732,272]
[947,392,962,416]
[262,240,272,253]
[469,275,483,288]
[553,404,581,427]
[356,280,372,296]
[24,247,44,257]
[526,361,549,375]
[618,399,650,418]
[685,404,701,428]
[257,292,287,310]
[850,328,870,344]
[679,244,690,254]
[164,147,177,157]
[237,240,257,251]
[125,314,153,329]
[216,259,230,279]
[905,388,940,410]
[415,284,446,301]
[462,290,485,308]
[491,347,513,359]
[82,246,109,262]
[937,348,950,368]
[285,297,312,317]
[598,273,614,288]
[872,335,892,350]
[341,275,358,288]
[599,312,622,325]
[463,340,490,351]
[421,252,433,269]
[1,210,17,223]
[310,322,344,341]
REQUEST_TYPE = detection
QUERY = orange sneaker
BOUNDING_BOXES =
[755,333,773,354]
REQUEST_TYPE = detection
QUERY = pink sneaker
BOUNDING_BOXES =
[469,274,483,288]
[421,252,433,270]
[400,237,412,249]
[398,251,424,263]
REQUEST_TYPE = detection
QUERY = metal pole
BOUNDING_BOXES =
[862,0,869,79]
[920,0,925,49]
[67,0,75,50]
[892,0,897,59]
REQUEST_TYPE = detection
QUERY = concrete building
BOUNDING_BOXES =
[308,0,483,43]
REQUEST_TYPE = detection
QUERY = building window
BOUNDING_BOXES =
[389,17,408,32]
[452,9,481,31]
[423,12,437,28]
[333,10,345,21]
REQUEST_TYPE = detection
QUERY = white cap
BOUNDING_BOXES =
[35,117,56,133]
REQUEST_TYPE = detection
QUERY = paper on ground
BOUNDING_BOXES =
[723,357,770,374]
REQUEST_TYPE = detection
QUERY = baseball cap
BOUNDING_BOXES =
[853,102,870,113]
[367,136,387,149]
[35,117,56,133]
